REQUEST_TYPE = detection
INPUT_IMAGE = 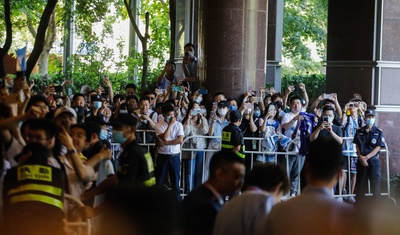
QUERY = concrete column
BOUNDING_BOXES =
[199,0,268,102]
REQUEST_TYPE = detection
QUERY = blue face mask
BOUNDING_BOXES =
[254,110,261,118]
[165,116,172,123]
[229,105,237,111]
[112,131,127,143]
[93,101,102,109]
[365,118,375,127]
[99,129,108,140]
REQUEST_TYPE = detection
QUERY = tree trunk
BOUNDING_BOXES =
[38,10,57,76]
[0,0,12,78]
[26,0,58,79]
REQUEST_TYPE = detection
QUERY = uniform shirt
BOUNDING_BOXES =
[116,140,155,186]
[221,123,245,158]
[353,125,385,156]
[154,120,184,155]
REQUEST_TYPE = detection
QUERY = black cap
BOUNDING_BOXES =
[218,100,229,108]
[230,110,243,122]
[110,114,137,128]
[365,109,376,117]
[91,94,102,102]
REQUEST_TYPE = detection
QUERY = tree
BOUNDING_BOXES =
[0,0,12,78]
[26,0,59,79]
[124,0,150,92]
[282,0,327,74]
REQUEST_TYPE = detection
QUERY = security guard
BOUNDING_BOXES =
[3,143,67,235]
[221,110,245,159]
[353,109,386,204]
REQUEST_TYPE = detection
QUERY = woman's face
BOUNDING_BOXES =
[267,105,277,117]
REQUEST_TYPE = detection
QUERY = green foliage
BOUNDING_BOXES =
[281,73,326,105]
[282,0,327,74]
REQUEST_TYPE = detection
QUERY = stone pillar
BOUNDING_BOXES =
[199,0,268,102]
[266,0,283,92]
[327,0,400,176]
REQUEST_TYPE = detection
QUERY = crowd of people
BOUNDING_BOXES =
[0,42,397,235]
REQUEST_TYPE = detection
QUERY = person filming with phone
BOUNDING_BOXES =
[156,60,178,90]
[182,43,199,91]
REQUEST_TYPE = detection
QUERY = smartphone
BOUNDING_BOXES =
[254,97,262,103]
[156,89,166,95]
[198,89,208,95]
[101,87,109,96]
[172,86,182,92]
[323,93,333,100]
[54,85,63,93]
[323,116,328,122]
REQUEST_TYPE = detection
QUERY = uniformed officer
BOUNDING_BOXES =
[221,110,245,159]
[3,143,67,235]
[353,109,385,204]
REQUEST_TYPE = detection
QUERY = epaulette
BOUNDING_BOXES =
[377,128,383,132]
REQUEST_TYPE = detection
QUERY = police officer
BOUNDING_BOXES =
[353,109,385,205]
[3,143,67,235]
[221,110,245,159]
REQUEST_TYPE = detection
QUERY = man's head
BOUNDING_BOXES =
[126,95,139,110]
[322,106,335,124]
[227,98,237,111]
[144,90,156,107]
[208,151,246,197]
[111,114,137,144]
[289,95,302,114]
[26,94,50,118]
[91,94,103,110]
[126,83,137,96]
[86,115,108,141]
[365,109,376,127]
[53,106,78,131]
[229,110,243,125]
[139,97,150,114]
[69,124,91,153]
[242,163,290,200]
[25,118,57,150]
[162,103,175,123]
[217,100,229,117]
[165,60,176,76]
[306,136,343,183]
[214,92,226,103]
[184,43,195,59]
[72,93,85,107]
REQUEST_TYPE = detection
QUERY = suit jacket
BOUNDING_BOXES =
[181,184,223,235]
[264,186,358,235]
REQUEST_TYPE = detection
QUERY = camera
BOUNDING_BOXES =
[184,51,190,59]
[101,87,109,96]
[53,85,63,93]
[323,116,329,122]
[323,93,333,100]
[198,89,208,95]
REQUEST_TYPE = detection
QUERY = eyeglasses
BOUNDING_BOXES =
[147,97,155,100]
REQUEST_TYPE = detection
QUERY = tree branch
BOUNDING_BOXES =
[26,12,38,39]
[26,0,59,79]
[0,0,12,78]
[123,0,145,43]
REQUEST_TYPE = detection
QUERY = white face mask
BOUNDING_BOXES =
[218,108,228,116]
[323,116,334,124]
[195,96,203,104]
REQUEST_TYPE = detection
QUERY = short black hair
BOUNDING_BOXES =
[114,94,125,103]
[322,105,335,113]
[28,118,57,139]
[229,110,243,122]
[85,121,101,138]
[70,123,91,142]
[26,94,50,112]
[72,93,85,102]
[125,83,136,90]
[306,136,343,181]
[126,95,139,103]
[162,103,175,115]
[214,91,225,98]
[242,163,290,194]
[184,43,195,50]
[144,90,156,97]
[20,142,51,165]
[139,96,150,103]
[209,151,244,179]
[289,95,302,104]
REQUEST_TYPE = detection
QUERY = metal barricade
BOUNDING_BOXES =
[340,136,391,199]
[180,135,300,197]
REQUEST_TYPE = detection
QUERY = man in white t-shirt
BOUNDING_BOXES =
[154,103,184,202]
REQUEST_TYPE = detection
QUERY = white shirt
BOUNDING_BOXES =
[155,120,184,154]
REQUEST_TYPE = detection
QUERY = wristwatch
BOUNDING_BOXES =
[68,149,77,154]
